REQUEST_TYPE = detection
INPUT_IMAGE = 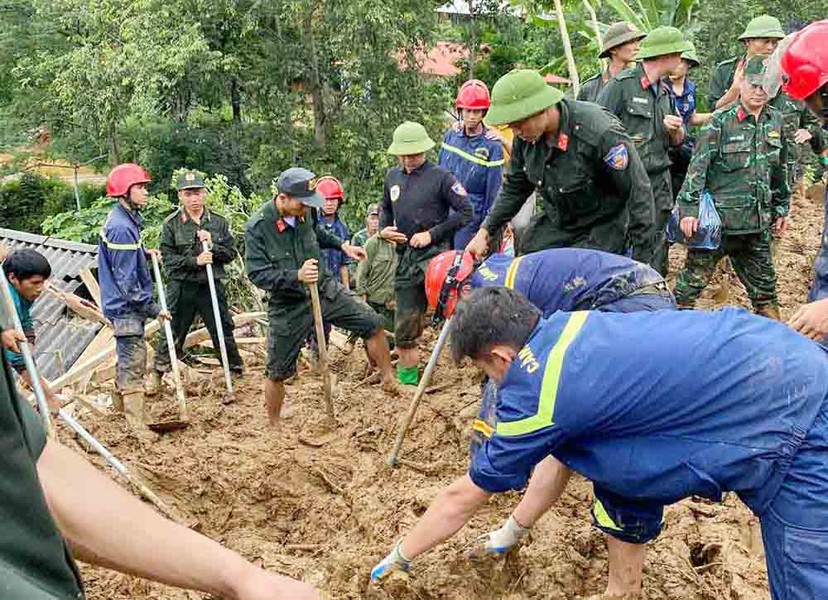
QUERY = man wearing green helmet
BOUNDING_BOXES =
[598,26,690,276]
[464,69,656,267]
[381,121,473,384]
[710,16,823,196]
[578,21,647,104]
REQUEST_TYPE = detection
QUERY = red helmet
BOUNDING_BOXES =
[426,250,475,321]
[455,79,491,110]
[316,176,345,203]
[781,21,828,100]
[106,163,151,198]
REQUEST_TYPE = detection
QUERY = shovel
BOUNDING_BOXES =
[148,253,189,432]
[0,267,54,436]
[386,318,452,467]
[203,241,235,403]
[308,281,335,424]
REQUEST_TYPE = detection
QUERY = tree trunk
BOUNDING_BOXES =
[467,0,476,78]
[108,122,120,165]
[302,10,326,147]
[581,0,603,72]
[230,76,241,125]
[553,0,580,97]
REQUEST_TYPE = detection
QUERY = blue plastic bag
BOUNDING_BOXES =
[666,190,721,250]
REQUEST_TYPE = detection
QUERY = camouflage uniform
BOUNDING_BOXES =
[674,100,789,314]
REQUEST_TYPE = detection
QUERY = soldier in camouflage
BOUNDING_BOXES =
[675,55,790,319]
[598,26,690,275]
[578,22,646,104]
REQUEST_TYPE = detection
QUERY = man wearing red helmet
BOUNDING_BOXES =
[99,163,170,429]
[316,176,352,287]
[775,22,828,341]
[439,80,505,251]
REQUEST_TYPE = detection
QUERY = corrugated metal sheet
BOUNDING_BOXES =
[0,228,102,380]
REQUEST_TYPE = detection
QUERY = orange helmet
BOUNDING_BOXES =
[455,79,491,111]
[426,250,475,322]
[106,163,151,198]
[316,176,345,204]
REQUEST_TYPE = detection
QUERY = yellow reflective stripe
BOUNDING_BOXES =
[504,256,524,289]
[592,498,623,531]
[441,142,505,168]
[472,419,494,438]
[99,228,141,251]
[496,311,589,437]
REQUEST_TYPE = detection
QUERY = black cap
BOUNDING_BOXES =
[176,171,206,190]
[275,167,324,209]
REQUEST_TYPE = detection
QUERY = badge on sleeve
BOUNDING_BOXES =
[390,184,401,202]
[604,144,629,171]
[451,181,468,196]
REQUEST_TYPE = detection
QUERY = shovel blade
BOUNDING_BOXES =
[147,419,189,433]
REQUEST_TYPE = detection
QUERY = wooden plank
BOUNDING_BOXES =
[79,268,102,309]
[182,312,264,350]
[199,336,266,349]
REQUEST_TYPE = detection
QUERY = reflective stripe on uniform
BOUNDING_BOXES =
[504,256,524,289]
[472,418,494,438]
[592,498,623,531]
[441,142,505,168]
[496,311,589,437]
[99,227,141,251]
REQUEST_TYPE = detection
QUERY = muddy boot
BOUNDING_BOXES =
[755,303,781,321]
[121,390,147,429]
[112,388,124,412]
[145,370,163,396]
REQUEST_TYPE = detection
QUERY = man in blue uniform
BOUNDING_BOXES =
[98,163,170,429]
[373,287,828,599]
[425,248,674,597]
[439,80,504,250]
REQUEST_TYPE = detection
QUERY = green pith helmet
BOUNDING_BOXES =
[486,69,564,126]
[744,54,769,85]
[637,26,692,60]
[599,21,647,59]
[681,41,700,68]
[738,15,785,40]
[386,121,435,156]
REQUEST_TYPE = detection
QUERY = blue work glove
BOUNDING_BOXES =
[370,541,411,582]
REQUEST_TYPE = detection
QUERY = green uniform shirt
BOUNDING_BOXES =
[482,98,656,263]
[244,200,345,306]
[768,93,824,183]
[351,228,370,248]
[678,102,790,234]
[597,63,678,177]
[0,359,85,599]
[354,235,397,305]
[708,56,742,109]
[577,70,611,104]
[160,207,236,282]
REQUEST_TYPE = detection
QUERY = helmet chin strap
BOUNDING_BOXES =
[432,252,468,326]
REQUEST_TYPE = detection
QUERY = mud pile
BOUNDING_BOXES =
[74,192,823,599]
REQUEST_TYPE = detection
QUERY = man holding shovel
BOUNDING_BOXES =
[98,163,170,429]
[150,170,243,394]
[245,167,397,425]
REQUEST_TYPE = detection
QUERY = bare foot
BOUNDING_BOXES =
[381,377,401,397]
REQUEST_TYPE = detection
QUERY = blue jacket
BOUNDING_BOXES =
[470,308,828,516]
[318,213,350,284]
[4,284,33,368]
[471,250,667,316]
[438,127,504,249]
[98,203,160,321]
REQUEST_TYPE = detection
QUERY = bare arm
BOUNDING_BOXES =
[36,440,319,600]
[399,474,491,559]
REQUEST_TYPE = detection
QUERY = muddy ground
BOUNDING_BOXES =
[68,189,824,599]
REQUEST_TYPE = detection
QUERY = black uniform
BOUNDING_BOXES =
[155,207,243,374]
[380,161,473,348]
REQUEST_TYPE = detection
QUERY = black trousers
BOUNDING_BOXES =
[154,279,243,372]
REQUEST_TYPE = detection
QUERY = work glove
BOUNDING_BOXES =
[370,541,411,582]
[470,516,530,557]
